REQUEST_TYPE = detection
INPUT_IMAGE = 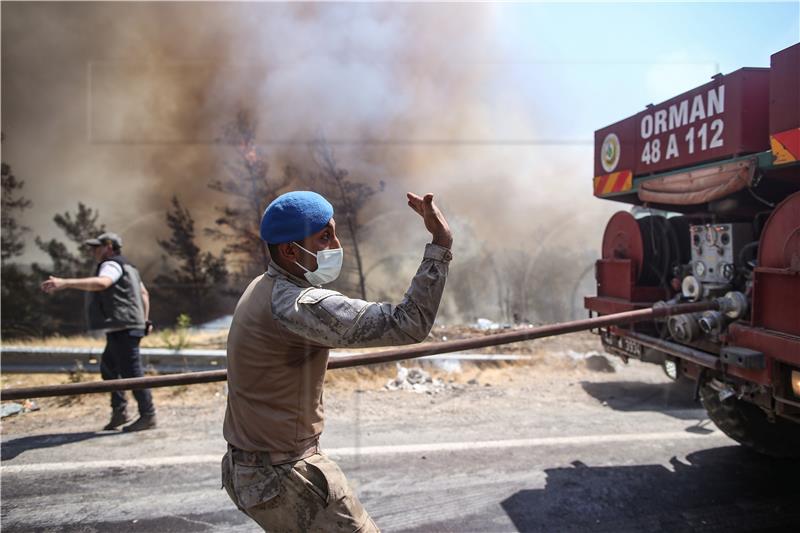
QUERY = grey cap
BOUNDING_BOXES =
[84,232,122,249]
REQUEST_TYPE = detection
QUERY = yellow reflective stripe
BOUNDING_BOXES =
[619,172,633,192]
[771,135,797,165]
[602,172,619,194]
[593,175,605,195]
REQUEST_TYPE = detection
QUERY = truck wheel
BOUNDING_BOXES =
[700,384,800,458]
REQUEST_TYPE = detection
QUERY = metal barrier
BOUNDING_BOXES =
[0,347,227,373]
[0,346,531,373]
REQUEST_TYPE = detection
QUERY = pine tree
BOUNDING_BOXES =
[34,203,106,277]
[155,196,227,320]
[1,162,32,260]
[31,203,107,334]
[1,159,39,337]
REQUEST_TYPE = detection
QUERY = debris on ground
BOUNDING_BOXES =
[424,326,600,356]
[385,364,457,394]
[433,359,463,373]
[558,350,617,373]
[474,318,503,330]
[585,354,616,373]
[1,403,23,418]
[1,399,40,418]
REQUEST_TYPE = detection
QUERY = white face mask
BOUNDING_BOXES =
[293,242,343,285]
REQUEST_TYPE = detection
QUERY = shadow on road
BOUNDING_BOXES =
[1,431,118,460]
[580,379,701,420]
[501,445,800,532]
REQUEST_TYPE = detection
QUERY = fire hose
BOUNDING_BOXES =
[0,300,720,401]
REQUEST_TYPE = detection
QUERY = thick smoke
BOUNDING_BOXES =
[2,2,617,322]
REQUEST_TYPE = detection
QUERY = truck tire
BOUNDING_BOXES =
[700,384,800,458]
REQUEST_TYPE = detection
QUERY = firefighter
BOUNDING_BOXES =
[40,232,156,432]
[221,190,453,531]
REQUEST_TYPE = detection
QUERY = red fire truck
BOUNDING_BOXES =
[585,43,800,457]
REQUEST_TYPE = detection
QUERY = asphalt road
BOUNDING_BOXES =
[3,363,799,532]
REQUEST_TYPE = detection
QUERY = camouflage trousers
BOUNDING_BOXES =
[222,450,380,533]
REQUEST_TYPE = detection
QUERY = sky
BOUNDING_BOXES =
[493,1,799,138]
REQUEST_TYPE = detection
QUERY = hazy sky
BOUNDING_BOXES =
[493,1,799,137]
[2,1,798,271]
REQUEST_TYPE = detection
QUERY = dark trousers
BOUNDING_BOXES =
[100,329,155,416]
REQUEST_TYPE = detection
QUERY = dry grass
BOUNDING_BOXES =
[1,326,598,355]
[2,329,228,349]
[1,330,599,394]
[0,330,608,434]
[323,348,589,392]
[0,356,584,405]
[0,329,602,419]
[4,335,108,348]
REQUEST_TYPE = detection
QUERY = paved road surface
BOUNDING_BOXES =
[3,366,799,532]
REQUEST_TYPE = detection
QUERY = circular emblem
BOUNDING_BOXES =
[601,133,621,173]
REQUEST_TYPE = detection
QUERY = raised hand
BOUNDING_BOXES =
[406,192,453,249]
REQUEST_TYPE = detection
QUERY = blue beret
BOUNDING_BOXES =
[260,191,334,244]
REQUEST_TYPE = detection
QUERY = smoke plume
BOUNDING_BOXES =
[2,2,617,322]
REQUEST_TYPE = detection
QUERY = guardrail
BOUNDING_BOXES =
[0,346,531,373]
[0,346,227,373]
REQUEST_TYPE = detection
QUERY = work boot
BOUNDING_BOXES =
[122,414,157,432]
[103,409,131,431]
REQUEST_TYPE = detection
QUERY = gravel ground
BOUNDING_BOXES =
[1,332,667,438]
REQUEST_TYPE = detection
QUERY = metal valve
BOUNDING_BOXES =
[716,291,748,319]
[698,310,725,336]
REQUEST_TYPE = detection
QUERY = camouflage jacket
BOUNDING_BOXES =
[271,243,452,348]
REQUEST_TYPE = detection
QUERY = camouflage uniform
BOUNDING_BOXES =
[222,244,452,532]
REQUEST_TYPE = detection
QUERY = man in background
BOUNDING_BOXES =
[41,232,156,432]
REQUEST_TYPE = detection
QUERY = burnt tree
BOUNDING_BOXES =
[208,110,291,279]
[311,139,381,300]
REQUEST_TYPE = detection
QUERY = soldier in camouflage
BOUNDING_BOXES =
[222,190,453,532]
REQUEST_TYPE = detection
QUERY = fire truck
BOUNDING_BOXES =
[585,43,800,457]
